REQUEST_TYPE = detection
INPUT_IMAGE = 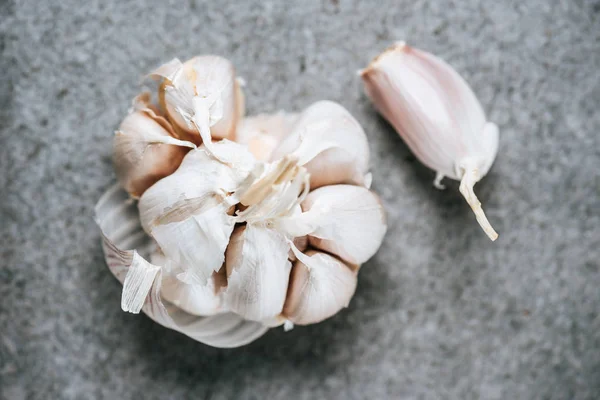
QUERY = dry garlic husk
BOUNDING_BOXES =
[283,248,357,325]
[95,185,268,348]
[235,112,299,161]
[224,224,292,322]
[277,184,386,265]
[361,42,499,241]
[113,93,195,198]
[138,141,257,284]
[151,249,226,316]
[270,101,371,189]
[150,55,244,145]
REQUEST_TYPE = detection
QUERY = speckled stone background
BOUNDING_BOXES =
[1,0,599,399]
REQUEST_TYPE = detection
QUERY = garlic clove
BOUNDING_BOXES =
[113,94,196,198]
[150,250,226,316]
[300,184,386,265]
[276,184,387,265]
[269,101,370,189]
[283,248,357,325]
[236,112,299,161]
[151,55,243,145]
[224,224,292,322]
[361,42,499,240]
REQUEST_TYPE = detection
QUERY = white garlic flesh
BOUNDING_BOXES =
[270,101,371,189]
[361,42,499,240]
[283,248,357,325]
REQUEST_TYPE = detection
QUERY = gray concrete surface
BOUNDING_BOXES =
[1,0,599,399]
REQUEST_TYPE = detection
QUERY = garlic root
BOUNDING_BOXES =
[459,166,498,241]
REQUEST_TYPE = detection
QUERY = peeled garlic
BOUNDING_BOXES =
[235,112,299,161]
[150,55,244,145]
[138,141,257,284]
[150,249,225,316]
[270,101,371,189]
[225,224,291,322]
[113,93,195,198]
[361,42,499,240]
[283,248,357,325]
[278,184,386,265]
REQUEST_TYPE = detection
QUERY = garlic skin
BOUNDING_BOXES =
[113,94,195,198]
[151,56,243,145]
[361,42,499,241]
[283,248,357,325]
[150,250,225,316]
[236,112,299,161]
[270,101,371,189]
[138,142,257,284]
[225,224,291,322]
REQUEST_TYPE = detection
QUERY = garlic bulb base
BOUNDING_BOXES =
[459,165,498,241]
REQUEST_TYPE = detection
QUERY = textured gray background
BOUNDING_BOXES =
[1,0,599,399]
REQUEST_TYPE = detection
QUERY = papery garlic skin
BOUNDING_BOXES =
[283,248,357,325]
[270,101,371,189]
[361,42,499,240]
[225,225,291,322]
[138,142,257,284]
[150,250,226,316]
[152,56,243,145]
[236,112,299,161]
[113,95,195,198]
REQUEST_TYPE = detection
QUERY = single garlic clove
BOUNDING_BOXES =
[236,112,299,161]
[283,248,357,325]
[152,55,243,145]
[138,143,256,284]
[298,184,386,265]
[150,249,226,316]
[224,224,292,322]
[113,95,195,198]
[269,101,370,189]
[361,42,499,241]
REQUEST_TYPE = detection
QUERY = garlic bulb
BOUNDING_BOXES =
[150,249,226,316]
[235,112,299,161]
[138,141,257,284]
[97,54,391,346]
[150,55,244,145]
[361,42,499,241]
[270,101,371,189]
[283,247,357,325]
[113,93,195,198]
[224,224,291,322]
[277,184,386,265]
